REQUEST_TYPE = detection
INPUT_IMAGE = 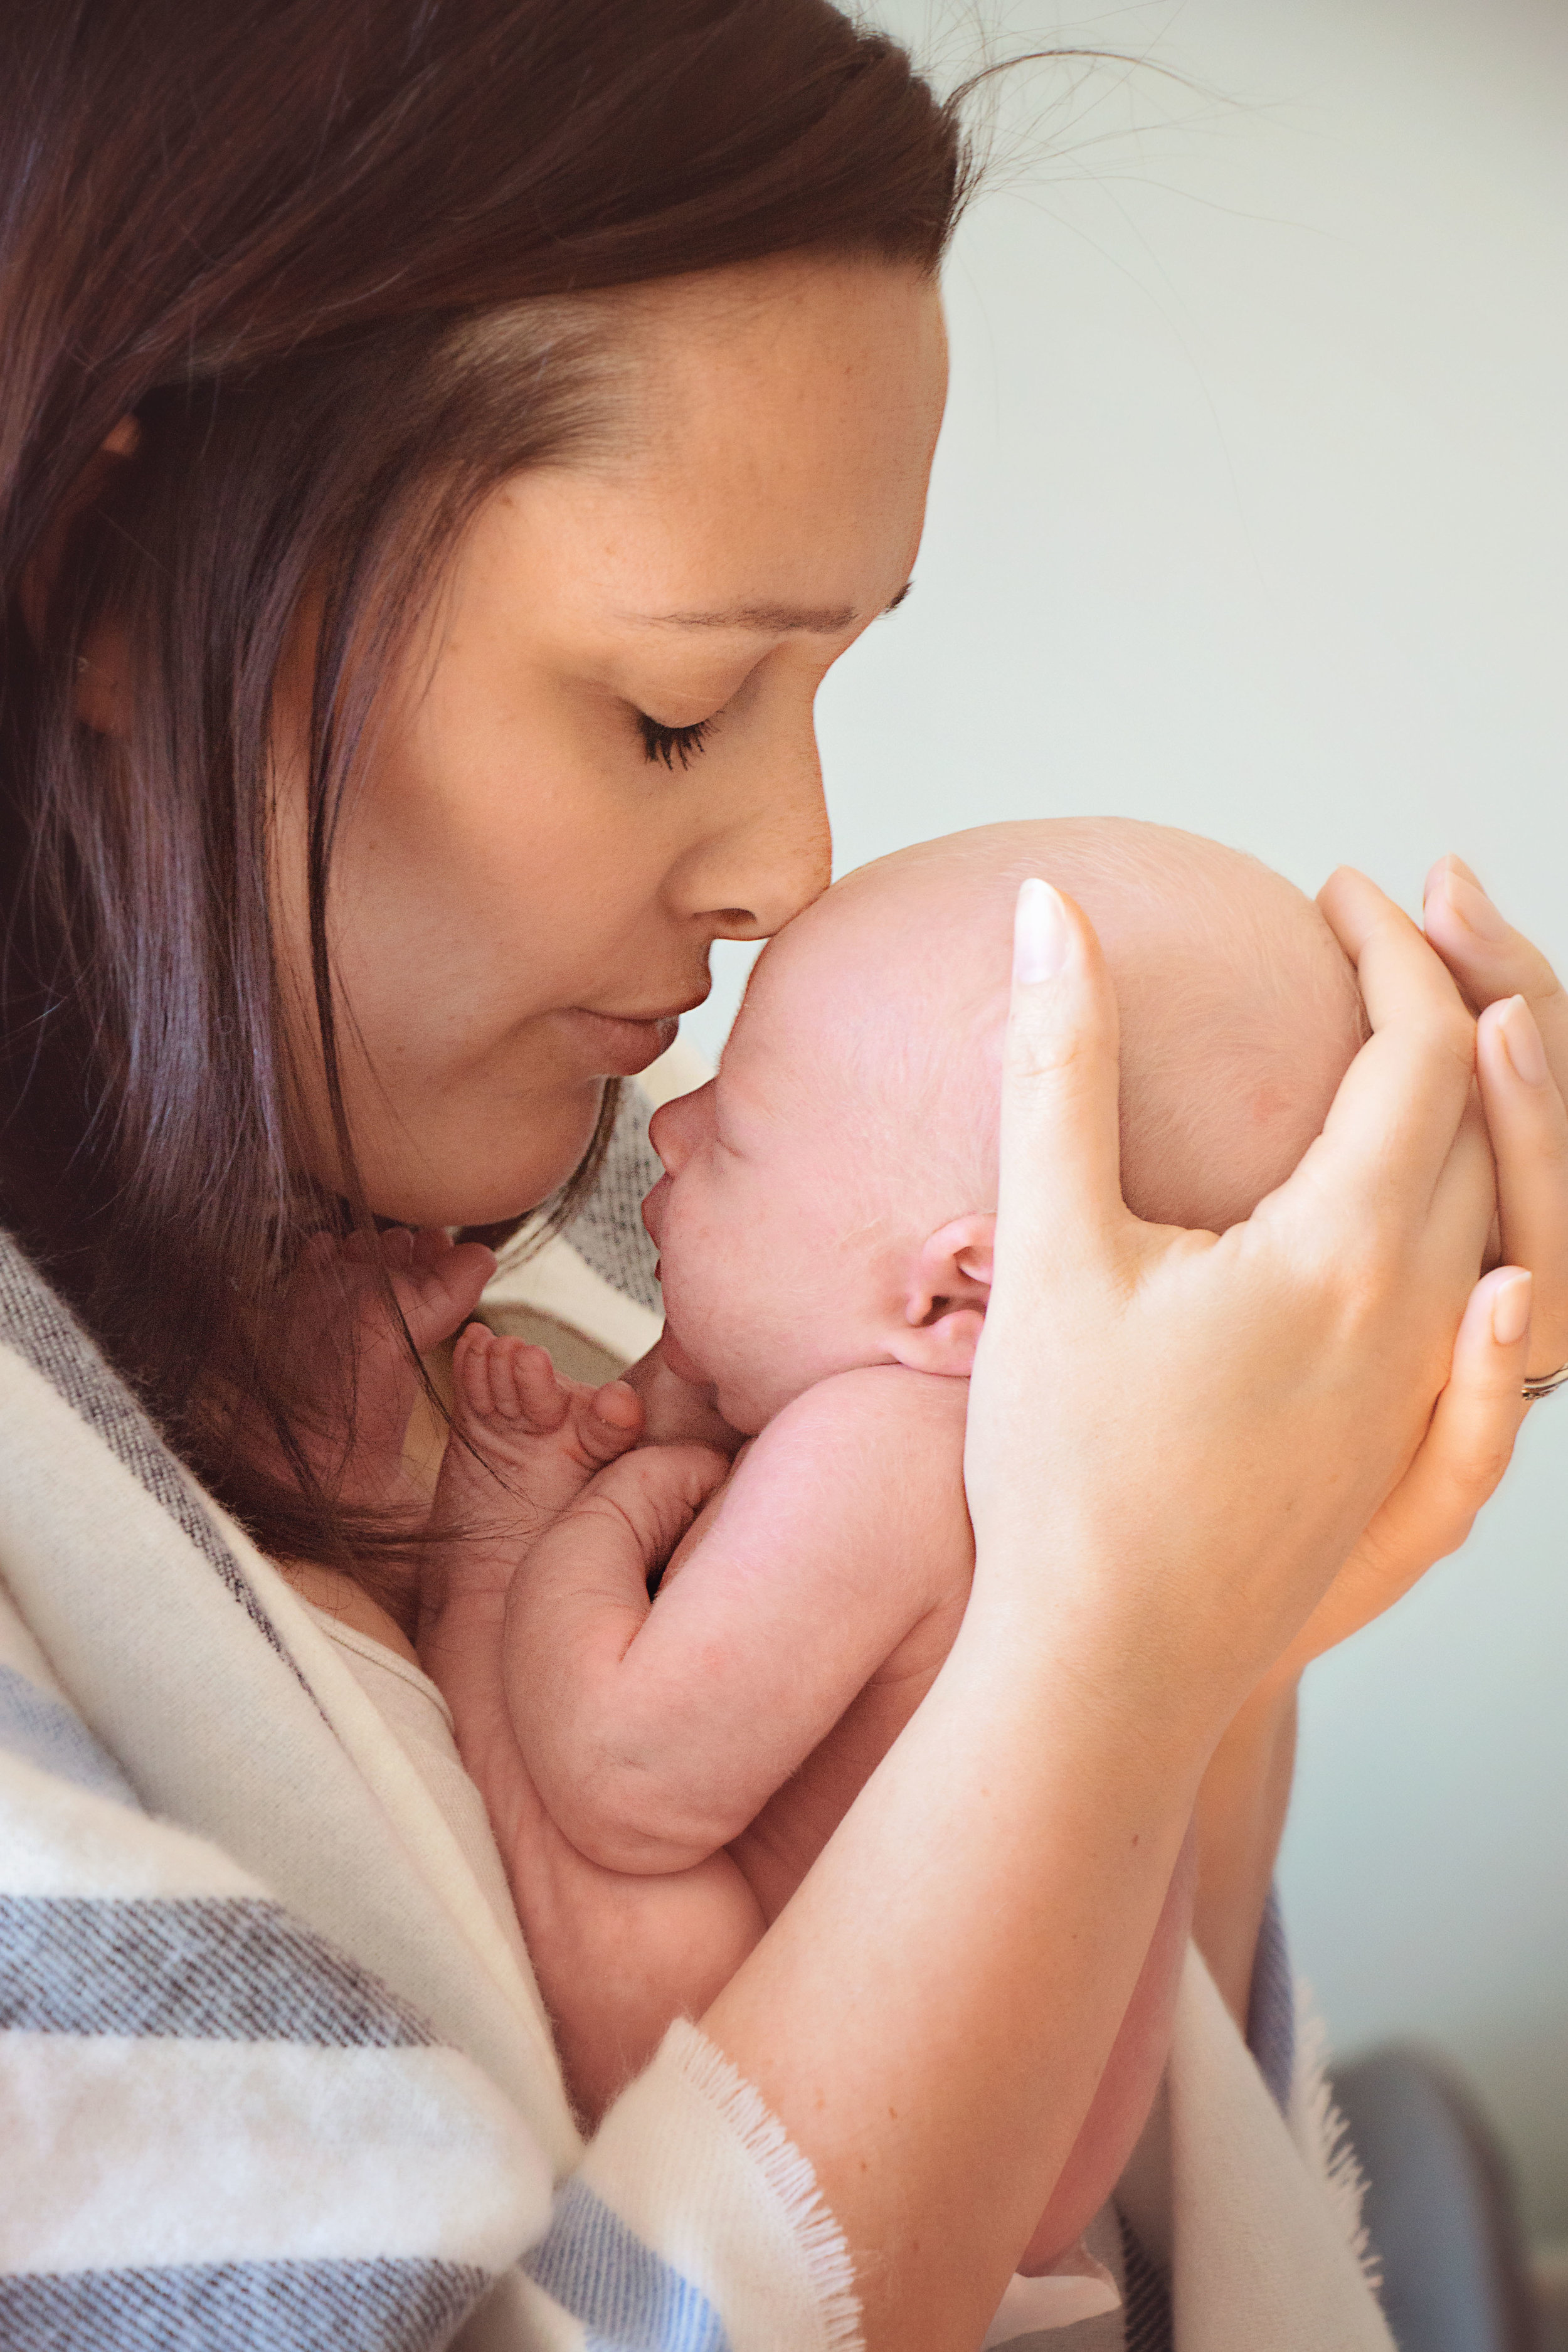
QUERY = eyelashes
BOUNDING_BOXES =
[638,712,714,769]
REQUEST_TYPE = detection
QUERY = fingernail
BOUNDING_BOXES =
[1428,854,1484,897]
[1014,878,1071,983]
[1445,869,1510,945]
[1499,995,1549,1086]
[1491,1268,1532,1348]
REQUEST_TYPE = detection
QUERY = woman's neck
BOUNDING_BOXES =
[277,1345,455,1667]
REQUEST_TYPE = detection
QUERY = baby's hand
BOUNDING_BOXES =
[436,1325,647,1553]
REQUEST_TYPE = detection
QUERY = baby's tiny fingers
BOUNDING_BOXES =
[453,1324,537,1427]
[581,1379,645,1463]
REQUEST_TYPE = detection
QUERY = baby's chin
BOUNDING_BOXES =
[657,1320,716,1392]
[658,1296,836,1438]
[656,1319,766,1434]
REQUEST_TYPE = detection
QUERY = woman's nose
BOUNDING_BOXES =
[677,732,832,942]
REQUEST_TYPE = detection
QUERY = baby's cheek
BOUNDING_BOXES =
[657,1202,760,1397]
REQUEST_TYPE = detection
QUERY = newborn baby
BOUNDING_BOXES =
[412,818,1367,2278]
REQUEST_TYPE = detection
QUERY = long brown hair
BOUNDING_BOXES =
[0,0,972,1568]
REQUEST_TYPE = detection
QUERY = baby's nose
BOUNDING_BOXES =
[647,1080,715,1174]
[641,1173,669,1242]
[647,1098,682,1173]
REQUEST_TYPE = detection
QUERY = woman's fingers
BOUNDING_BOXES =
[1372,1264,1532,1574]
[992,881,1127,1285]
[1279,1266,1532,1674]
[1476,995,1568,1377]
[1422,863,1568,1377]
[1424,857,1568,1093]
[1310,869,1480,1236]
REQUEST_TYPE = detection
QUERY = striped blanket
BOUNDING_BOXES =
[0,1202,1396,2351]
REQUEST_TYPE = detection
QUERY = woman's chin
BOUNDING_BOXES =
[361,1106,607,1233]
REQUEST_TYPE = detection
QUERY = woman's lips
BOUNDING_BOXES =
[554,1007,682,1076]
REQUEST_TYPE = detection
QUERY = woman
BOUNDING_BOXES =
[1,4,1564,2347]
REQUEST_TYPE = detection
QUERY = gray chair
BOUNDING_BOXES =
[1327,2045,1544,2352]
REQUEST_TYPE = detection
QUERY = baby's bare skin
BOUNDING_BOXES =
[436,1320,1190,2269]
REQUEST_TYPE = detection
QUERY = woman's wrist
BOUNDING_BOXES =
[963,1522,1266,1791]
[1191,1670,1301,2026]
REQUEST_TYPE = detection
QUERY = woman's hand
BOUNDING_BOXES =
[1271,861,1568,1675]
[1423,856,1568,1381]
[1192,1236,1535,2021]
[965,867,1499,1745]
[1184,862,1566,2034]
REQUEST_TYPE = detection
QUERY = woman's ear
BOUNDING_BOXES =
[883,1212,996,1377]
[72,618,133,735]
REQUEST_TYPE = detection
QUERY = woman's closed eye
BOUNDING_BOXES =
[637,710,716,769]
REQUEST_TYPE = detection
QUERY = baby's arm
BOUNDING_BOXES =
[497,1362,971,1876]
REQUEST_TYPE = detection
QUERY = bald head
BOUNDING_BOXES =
[741,818,1365,1234]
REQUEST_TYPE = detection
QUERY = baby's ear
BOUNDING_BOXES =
[884,1214,996,1378]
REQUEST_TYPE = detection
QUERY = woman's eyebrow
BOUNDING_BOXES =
[625,581,913,633]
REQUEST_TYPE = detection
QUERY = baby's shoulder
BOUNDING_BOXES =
[748,1365,967,1496]
[711,1369,972,1606]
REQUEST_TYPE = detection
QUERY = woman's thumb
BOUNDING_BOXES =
[995,880,1126,1275]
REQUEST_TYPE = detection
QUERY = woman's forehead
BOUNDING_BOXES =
[596,261,945,517]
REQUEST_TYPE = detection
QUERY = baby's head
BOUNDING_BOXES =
[644,819,1365,1433]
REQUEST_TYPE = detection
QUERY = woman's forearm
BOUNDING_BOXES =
[1190,1671,1300,2027]
[702,1592,1213,2352]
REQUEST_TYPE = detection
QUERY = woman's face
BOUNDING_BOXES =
[273,255,948,1227]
